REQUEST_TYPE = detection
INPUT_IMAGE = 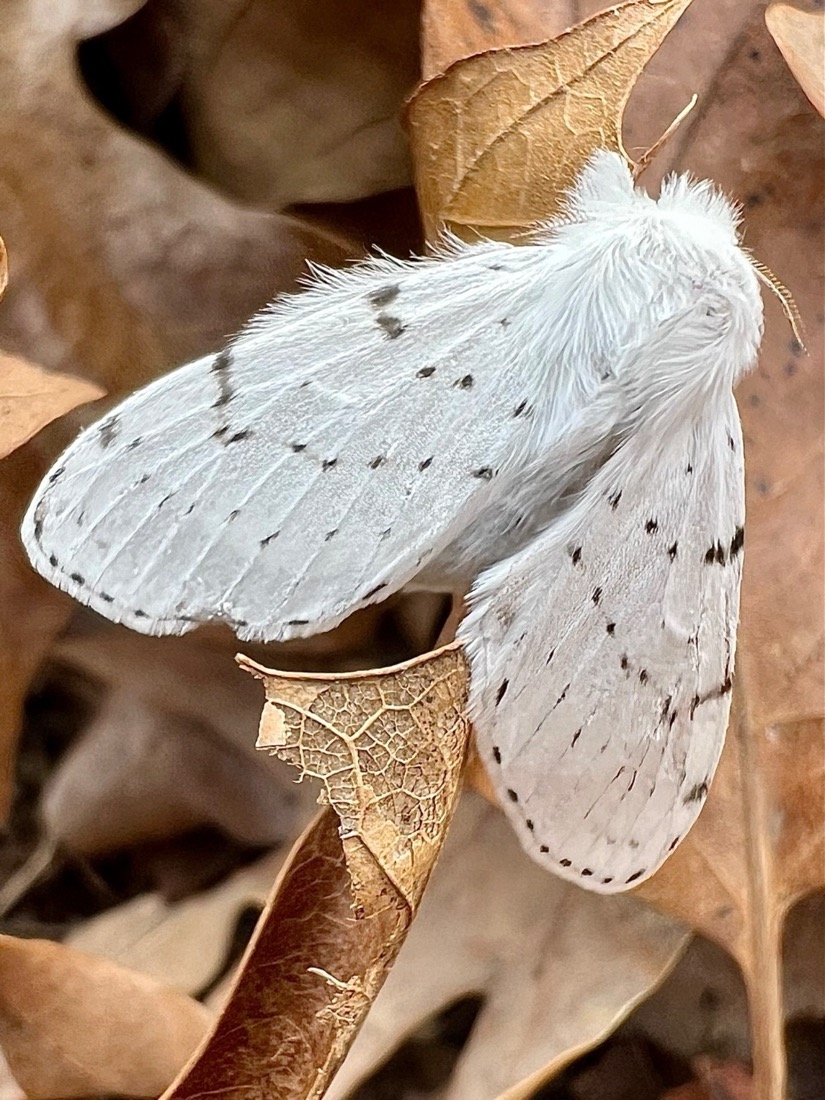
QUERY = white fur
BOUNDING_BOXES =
[22,152,764,889]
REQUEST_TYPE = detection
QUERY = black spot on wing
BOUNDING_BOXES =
[570,546,582,565]
[472,467,494,480]
[260,531,279,547]
[322,457,338,471]
[453,375,474,389]
[290,442,307,453]
[376,313,404,339]
[645,519,658,534]
[668,541,678,560]
[98,415,120,448]
[507,788,518,803]
[418,456,433,471]
[606,622,615,635]
[560,858,572,868]
[369,284,400,308]
[591,587,602,605]
[70,572,85,584]
[683,781,709,804]
[492,746,501,764]
[417,366,435,378]
[730,526,744,557]
[513,400,529,417]
[540,844,549,853]
[608,490,622,509]
[48,466,66,485]
[369,455,385,469]
[495,679,509,705]
[211,350,234,410]
[363,582,388,600]
[625,870,645,884]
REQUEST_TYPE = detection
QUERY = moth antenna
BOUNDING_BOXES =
[632,94,698,181]
[749,256,807,351]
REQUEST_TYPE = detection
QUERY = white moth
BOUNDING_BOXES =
[22,152,765,891]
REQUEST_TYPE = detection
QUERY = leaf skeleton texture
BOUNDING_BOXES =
[22,153,765,891]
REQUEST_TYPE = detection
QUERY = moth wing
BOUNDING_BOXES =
[23,246,584,641]
[462,395,744,893]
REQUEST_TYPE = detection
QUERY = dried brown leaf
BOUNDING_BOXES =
[0,934,210,1099]
[0,350,104,461]
[162,645,468,1098]
[766,1,825,118]
[629,11,825,1100]
[170,0,420,207]
[407,0,695,238]
[162,809,407,1100]
[41,687,309,854]
[246,643,469,912]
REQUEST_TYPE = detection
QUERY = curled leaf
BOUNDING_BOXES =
[407,0,695,238]
[163,646,469,1098]
[242,642,469,912]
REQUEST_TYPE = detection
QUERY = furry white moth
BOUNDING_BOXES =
[22,151,765,891]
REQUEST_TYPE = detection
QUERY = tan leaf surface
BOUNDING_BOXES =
[162,646,468,1098]
[407,0,694,238]
[630,11,825,1100]
[766,1,825,118]
[245,643,468,913]
[0,934,211,1099]
[163,809,407,1100]
[0,350,104,461]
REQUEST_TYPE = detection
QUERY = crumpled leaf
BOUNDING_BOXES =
[326,794,688,1100]
[407,0,694,238]
[631,10,825,1100]
[0,933,211,1099]
[245,643,468,912]
[161,645,468,1099]
[766,1,825,119]
[0,350,104,461]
